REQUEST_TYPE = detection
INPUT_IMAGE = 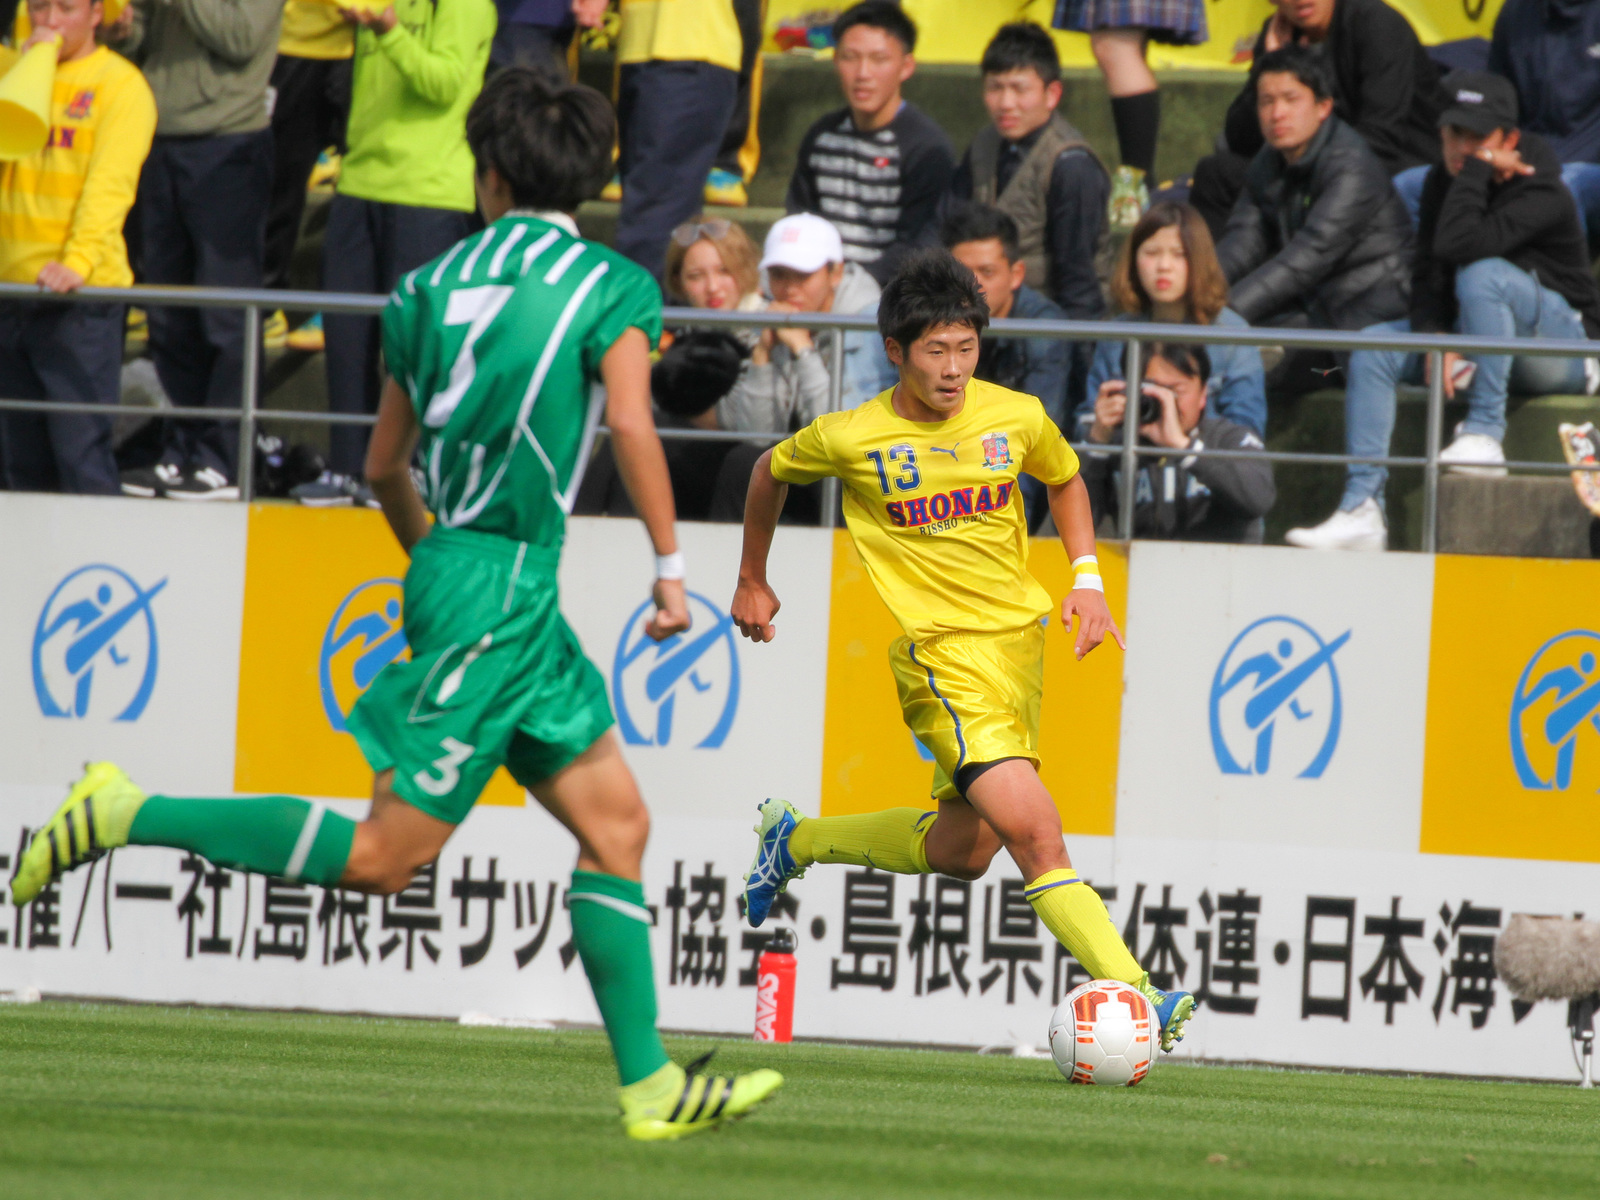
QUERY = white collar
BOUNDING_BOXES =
[505,209,580,237]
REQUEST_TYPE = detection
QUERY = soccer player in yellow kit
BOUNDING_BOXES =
[731,250,1195,1049]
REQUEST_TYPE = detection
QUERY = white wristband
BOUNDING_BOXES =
[1070,555,1099,570]
[655,551,685,581]
[1073,574,1104,593]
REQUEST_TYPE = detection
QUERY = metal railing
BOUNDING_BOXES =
[2,280,1596,553]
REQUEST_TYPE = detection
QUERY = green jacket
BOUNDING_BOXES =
[338,0,496,212]
[119,0,282,137]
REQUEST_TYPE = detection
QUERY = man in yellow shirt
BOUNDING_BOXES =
[613,0,741,280]
[0,0,154,494]
[730,250,1197,1052]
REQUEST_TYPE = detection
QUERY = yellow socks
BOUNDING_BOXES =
[1025,868,1144,985]
[788,808,935,874]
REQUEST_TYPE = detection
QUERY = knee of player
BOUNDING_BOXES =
[344,830,432,895]
[940,862,988,883]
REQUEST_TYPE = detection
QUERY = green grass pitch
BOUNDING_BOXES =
[1,1002,1595,1199]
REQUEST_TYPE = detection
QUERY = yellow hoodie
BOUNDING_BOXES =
[0,43,155,286]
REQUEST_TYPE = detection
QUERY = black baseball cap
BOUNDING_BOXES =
[1438,71,1519,136]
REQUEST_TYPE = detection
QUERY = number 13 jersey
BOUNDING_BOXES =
[771,380,1081,642]
[381,212,662,548]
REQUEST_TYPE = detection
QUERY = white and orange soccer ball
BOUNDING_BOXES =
[1048,980,1155,1086]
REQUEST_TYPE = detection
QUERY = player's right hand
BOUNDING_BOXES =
[731,577,781,643]
[646,578,691,642]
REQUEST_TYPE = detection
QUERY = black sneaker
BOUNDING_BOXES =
[290,471,378,508]
[167,465,240,501]
[120,462,183,498]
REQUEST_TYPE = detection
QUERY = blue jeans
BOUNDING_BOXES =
[1562,161,1600,248]
[1340,258,1590,510]
[1395,162,1600,241]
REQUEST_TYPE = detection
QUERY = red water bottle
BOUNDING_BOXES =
[754,927,796,1043]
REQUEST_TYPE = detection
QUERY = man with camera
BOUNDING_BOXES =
[1081,342,1275,543]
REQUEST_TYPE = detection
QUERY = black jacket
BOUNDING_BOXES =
[1080,415,1277,544]
[1412,133,1600,338]
[1223,0,1447,174]
[974,285,1072,423]
[1489,0,1600,165]
[1217,116,1414,330]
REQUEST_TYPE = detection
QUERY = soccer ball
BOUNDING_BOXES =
[1048,980,1155,1086]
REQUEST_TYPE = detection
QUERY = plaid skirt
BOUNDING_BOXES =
[1053,0,1208,44]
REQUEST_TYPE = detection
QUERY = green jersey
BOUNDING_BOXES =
[381,212,662,547]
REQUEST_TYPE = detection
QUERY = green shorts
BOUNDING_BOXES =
[346,526,613,825]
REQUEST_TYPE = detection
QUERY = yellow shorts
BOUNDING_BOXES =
[888,623,1044,802]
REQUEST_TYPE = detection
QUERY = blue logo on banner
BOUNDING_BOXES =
[1209,616,1350,778]
[319,578,408,731]
[612,591,739,748]
[1509,630,1600,790]
[32,564,165,721]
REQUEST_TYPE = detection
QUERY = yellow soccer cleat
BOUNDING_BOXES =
[620,1051,782,1141]
[307,148,341,192]
[11,763,146,906]
[286,313,325,353]
[600,175,622,203]
[704,168,748,207]
[263,309,289,350]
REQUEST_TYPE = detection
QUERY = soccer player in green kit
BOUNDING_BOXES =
[9,70,782,1142]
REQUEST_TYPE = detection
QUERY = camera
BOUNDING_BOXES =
[1135,383,1164,427]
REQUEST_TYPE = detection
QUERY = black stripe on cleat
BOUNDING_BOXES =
[65,813,79,863]
[707,1078,734,1119]
[47,828,62,874]
[84,797,97,852]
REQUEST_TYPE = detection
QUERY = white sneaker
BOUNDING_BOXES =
[1439,426,1507,476]
[1284,498,1387,551]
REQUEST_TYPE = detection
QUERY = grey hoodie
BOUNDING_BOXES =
[119,0,282,137]
[715,262,897,434]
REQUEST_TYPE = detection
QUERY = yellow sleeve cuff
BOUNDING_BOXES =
[60,251,95,281]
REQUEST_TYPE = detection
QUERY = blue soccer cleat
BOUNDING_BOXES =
[1139,979,1197,1052]
[743,798,807,928]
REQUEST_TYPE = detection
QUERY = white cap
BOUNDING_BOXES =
[760,213,845,274]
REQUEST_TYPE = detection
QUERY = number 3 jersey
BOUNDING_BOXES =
[381,212,663,548]
[771,379,1080,642]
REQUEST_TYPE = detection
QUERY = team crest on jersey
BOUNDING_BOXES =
[981,431,1012,471]
[65,90,94,120]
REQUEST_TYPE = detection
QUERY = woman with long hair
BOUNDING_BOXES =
[1080,201,1266,435]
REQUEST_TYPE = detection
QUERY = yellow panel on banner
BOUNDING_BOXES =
[767,0,1503,67]
[234,506,523,806]
[1421,553,1600,864]
[821,529,1125,834]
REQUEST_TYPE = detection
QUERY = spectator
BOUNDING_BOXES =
[1082,342,1275,541]
[1189,0,1447,239]
[1084,202,1266,437]
[705,0,763,206]
[940,202,1067,531]
[786,1,953,286]
[0,0,154,495]
[262,0,354,351]
[1488,0,1600,251]
[1051,0,1208,228]
[1288,72,1600,551]
[665,216,766,331]
[1215,46,1413,335]
[112,0,282,500]
[302,0,495,506]
[613,0,742,281]
[942,22,1108,326]
[489,0,602,80]
[709,213,896,519]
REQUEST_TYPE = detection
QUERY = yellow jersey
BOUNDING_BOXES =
[771,379,1081,643]
[617,0,742,71]
[0,45,155,288]
[279,0,354,59]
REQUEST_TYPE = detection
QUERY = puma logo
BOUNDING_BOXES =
[929,443,960,460]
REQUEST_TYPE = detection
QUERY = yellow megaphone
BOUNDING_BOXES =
[0,33,58,161]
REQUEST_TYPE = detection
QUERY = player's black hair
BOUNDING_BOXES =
[832,0,917,54]
[1124,341,1212,385]
[878,249,990,351]
[465,68,615,213]
[940,203,1021,264]
[1253,44,1335,103]
[980,22,1060,87]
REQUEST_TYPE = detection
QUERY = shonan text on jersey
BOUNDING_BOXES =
[382,214,662,545]
[771,379,1079,641]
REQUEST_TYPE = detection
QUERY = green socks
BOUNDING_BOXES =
[569,870,671,1086]
[129,795,355,887]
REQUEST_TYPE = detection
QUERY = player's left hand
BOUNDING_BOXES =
[645,577,691,642]
[339,3,398,33]
[1062,590,1125,661]
[36,261,83,294]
